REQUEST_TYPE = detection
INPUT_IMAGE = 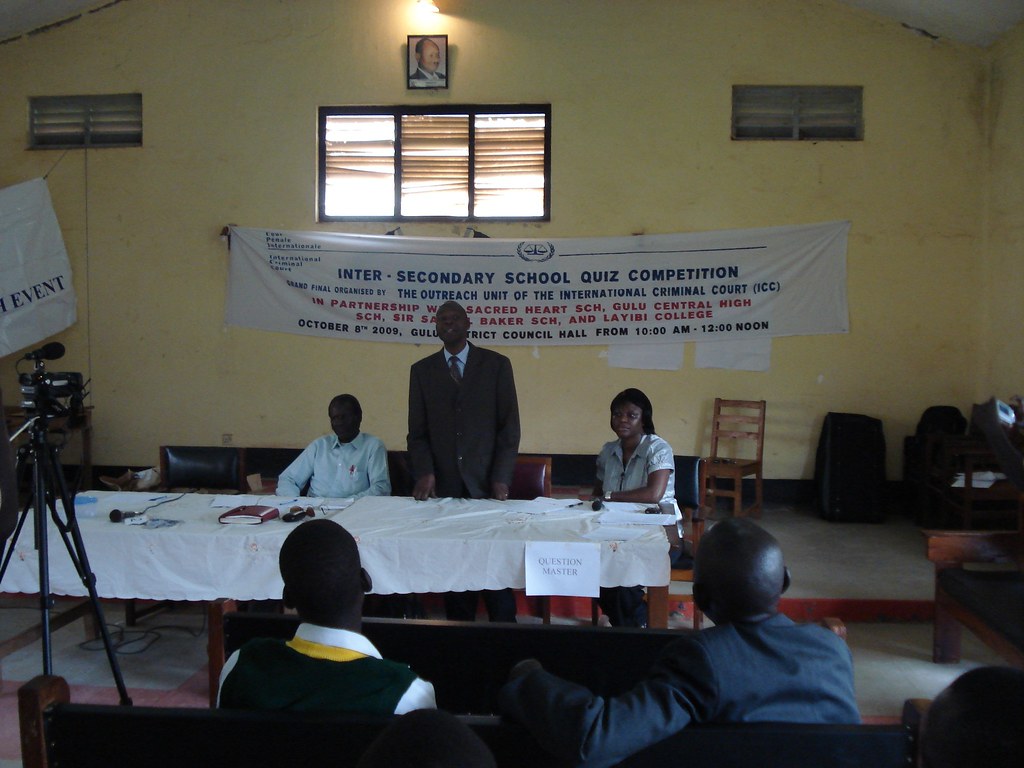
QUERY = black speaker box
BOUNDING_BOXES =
[814,412,886,522]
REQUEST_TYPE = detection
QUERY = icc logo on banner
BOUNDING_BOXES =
[516,242,555,263]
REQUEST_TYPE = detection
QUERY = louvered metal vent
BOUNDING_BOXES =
[732,86,862,141]
[29,93,142,149]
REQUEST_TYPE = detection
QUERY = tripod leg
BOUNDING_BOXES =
[41,436,132,705]
[0,486,36,585]
[33,437,53,676]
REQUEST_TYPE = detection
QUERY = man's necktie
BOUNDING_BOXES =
[449,356,462,384]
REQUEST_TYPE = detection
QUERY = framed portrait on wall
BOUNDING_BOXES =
[408,35,448,89]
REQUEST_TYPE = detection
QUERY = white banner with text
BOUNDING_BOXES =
[0,179,76,357]
[226,221,849,346]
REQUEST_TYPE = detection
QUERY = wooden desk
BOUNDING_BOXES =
[923,528,1024,667]
[926,435,1022,529]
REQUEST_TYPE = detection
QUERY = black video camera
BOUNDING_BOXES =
[17,342,87,424]
[20,369,85,416]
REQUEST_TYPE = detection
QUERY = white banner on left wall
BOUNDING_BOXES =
[0,178,76,357]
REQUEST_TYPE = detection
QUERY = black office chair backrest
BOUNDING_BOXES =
[383,450,413,496]
[915,405,967,437]
[160,446,243,491]
[509,456,552,500]
[674,455,704,510]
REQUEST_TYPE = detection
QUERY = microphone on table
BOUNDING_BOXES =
[109,509,146,522]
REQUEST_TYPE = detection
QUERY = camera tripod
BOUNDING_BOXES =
[0,413,131,705]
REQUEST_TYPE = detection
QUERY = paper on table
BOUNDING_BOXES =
[319,498,353,510]
[90,492,173,507]
[507,498,587,514]
[950,471,1005,489]
[210,494,264,508]
[210,494,328,509]
[598,510,675,526]
[597,501,646,513]
[582,526,648,541]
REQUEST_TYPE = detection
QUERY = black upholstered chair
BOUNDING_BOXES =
[386,450,415,496]
[159,445,245,492]
[508,456,554,622]
[668,455,707,629]
[508,455,552,500]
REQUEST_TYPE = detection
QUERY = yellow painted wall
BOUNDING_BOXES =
[0,0,1016,481]
[982,23,1024,395]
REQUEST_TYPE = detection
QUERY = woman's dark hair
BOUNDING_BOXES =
[610,388,655,434]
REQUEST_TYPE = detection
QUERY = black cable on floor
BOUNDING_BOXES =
[77,608,207,655]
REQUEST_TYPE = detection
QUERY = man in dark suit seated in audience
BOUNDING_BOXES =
[217,519,435,713]
[919,665,1024,768]
[497,518,859,767]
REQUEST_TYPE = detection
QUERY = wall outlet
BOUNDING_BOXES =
[222,433,233,446]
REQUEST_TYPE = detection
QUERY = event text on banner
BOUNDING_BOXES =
[225,222,849,347]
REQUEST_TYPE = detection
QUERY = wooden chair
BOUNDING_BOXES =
[668,456,708,629]
[704,398,766,518]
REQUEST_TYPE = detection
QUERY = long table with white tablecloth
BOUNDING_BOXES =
[1,491,672,625]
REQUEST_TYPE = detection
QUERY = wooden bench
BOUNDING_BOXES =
[214,612,689,711]
[210,610,851,707]
[20,674,917,768]
[923,529,1024,667]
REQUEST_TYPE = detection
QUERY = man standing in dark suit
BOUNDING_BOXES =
[407,301,521,622]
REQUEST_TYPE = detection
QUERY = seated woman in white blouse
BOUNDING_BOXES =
[592,388,676,627]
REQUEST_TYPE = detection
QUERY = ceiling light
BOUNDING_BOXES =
[416,0,439,13]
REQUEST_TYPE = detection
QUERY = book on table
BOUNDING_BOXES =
[218,505,280,524]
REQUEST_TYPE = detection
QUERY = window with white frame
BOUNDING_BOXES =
[318,104,550,222]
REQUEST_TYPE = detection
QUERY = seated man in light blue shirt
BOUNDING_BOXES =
[276,394,391,498]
